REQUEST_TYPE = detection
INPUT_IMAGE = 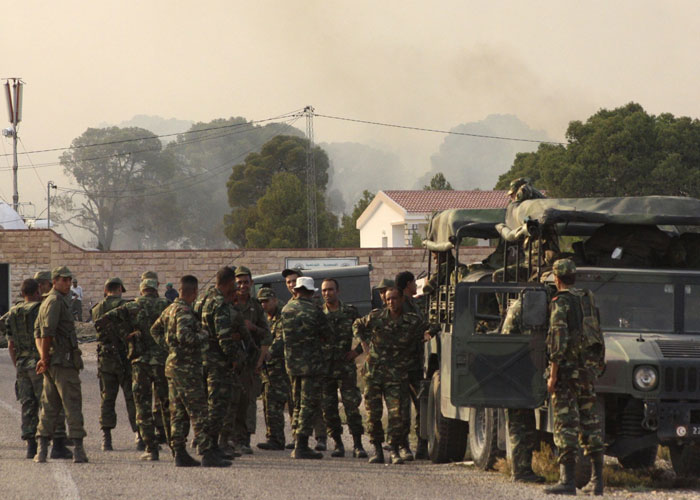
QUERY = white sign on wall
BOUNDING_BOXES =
[285,257,359,270]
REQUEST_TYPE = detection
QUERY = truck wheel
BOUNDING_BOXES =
[468,407,500,470]
[618,445,658,469]
[426,371,468,463]
[669,444,700,476]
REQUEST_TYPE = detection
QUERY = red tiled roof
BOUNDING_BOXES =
[383,190,509,212]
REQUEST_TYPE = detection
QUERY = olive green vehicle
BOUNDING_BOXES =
[419,197,700,478]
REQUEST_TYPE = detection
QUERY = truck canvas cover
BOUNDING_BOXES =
[425,208,506,247]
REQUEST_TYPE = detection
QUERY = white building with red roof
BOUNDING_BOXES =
[356,190,509,248]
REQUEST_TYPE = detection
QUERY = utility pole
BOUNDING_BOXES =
[304,105,318,248]
[3,78,23,213]
[47,181,56,229]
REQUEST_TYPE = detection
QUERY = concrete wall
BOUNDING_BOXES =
[0,229,493,316]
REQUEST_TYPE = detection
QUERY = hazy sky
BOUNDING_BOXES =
[3,1,700,242]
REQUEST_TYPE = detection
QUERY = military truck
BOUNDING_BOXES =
[420,197,700,478]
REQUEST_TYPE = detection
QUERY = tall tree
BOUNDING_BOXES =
[423,172,453,190]
[496,103,700,197]
[336,190,375,247]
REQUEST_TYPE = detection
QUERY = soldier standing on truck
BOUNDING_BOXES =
[544,259,604,496]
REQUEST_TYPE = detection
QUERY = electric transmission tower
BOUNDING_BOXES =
[305,105,318,248]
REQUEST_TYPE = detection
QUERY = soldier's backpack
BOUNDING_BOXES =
[578,290,605,378]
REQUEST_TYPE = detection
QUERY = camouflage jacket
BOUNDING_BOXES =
[34,288,80,369]
[95,295,169,366]
[353,307,426,381]
[323,300,360,377]
[5,300,41,369]
[195,286,247,367]
[281,297,333,377]
[92,296,130,373]
[267,306,284,363]
[151,298,204,378]
[234,295,272,348]
[547,289,584,375]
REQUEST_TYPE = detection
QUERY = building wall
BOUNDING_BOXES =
[359,201,405,248]
[0,229,493,317]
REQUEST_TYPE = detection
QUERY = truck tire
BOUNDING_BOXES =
[426,371,468,463]
[618,445,658,469]
[468,407,501,470]
[669,444,700,476]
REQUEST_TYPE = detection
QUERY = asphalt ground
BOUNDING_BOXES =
[1,343,699,500]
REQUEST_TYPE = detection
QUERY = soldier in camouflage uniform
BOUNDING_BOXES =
[281,276,333,459]
[544,259,604,496]
[353,287,427,465]
[232,266,271,454]
[257,287,291,450]
[34,266,88,464]
[5,278,70,459]
[92,277,139,451]
[150,275,231,468]
[194,267,248,460]
[94,278,172,461]
[320,278,366,458]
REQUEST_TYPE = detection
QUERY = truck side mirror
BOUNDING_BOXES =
[521,290,548,328]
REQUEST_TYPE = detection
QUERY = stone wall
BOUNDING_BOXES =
[0,229,493,315]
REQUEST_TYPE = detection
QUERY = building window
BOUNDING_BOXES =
[382,236,388,248]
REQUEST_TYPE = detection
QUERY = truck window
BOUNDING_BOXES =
[685,285,700,333]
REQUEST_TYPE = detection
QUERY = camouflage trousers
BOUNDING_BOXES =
[262,364,291,445]
[364,376,405,446]
[552,374,604,464]
[98,365,138,432]
[204,362,233,440]
[400,370,422,444]
[15,364,67,440]
[506,408,538,475]
[322,367,363,439]
[167,367,213,453]
[289,375,323,438]
[37,365,86,439]
[233,367,262,441]
[221,374,247,443]
[132,362,170,449]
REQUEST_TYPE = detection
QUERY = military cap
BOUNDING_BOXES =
[375,278,395,290]
[281,267,304,278]
[33,271,51,282]
[141,271,159,282]
[257,287,276,301]
[166,282,174,287]
[51,266,72,280]
[507,177,529,195]
[105,277,126,292]
[235,266,252,277]
[552,258,576,277]
[140,278,158,291]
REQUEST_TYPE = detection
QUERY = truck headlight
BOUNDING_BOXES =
[633,365,658,391]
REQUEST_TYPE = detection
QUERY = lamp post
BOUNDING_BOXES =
[47,181,56,229]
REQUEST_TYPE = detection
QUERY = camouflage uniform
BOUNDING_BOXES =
[95,289,171,452]
[5,300,68,441]
[195,286,247,445]
[400,296,424,446]
[353,308,425,446]
[151,298,213,453]
[322,301,363,440]
[261,304,291,446]
[281,297,332,438]
[93,295,138,433]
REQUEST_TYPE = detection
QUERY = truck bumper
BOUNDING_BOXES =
[645,400,700,442]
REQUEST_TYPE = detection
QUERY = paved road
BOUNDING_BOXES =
[1,343,698,500]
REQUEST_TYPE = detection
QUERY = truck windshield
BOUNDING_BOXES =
[579,281,675,333]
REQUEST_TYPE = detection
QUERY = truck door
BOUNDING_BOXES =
[450,282,548,409]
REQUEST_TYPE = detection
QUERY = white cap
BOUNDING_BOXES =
[293,276,318,292]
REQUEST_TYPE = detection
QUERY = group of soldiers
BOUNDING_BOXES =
[2,263,430,469]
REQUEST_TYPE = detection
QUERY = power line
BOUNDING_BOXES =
[18,138,44,186]
[314,113,565,145]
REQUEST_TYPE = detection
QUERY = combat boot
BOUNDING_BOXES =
[219,435,241,457]
[314,436,327,451]
[239,434,253,455]
[352,434,368,458]
[73,438,89,463]
[292,435,323,459]
[135,431,146,451]
[390,444,405,465]
[174,447,200,467]
[34,437,50,463]
[26,437,37,459]
[581,452,604,496]
[257,439,285,450]
[285,442,295,449]
[368,443,384,464]
[399,441,414,462]
[543,462,576,495]
[202,449,232,468]
[140,446,159,461]
[513,469,546,483]
[101,428,113,451]
[415,438,428,460]
[51,437,74,459]
[154,426,167,444]
[331,434,345,457]
[213,444,235,460]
